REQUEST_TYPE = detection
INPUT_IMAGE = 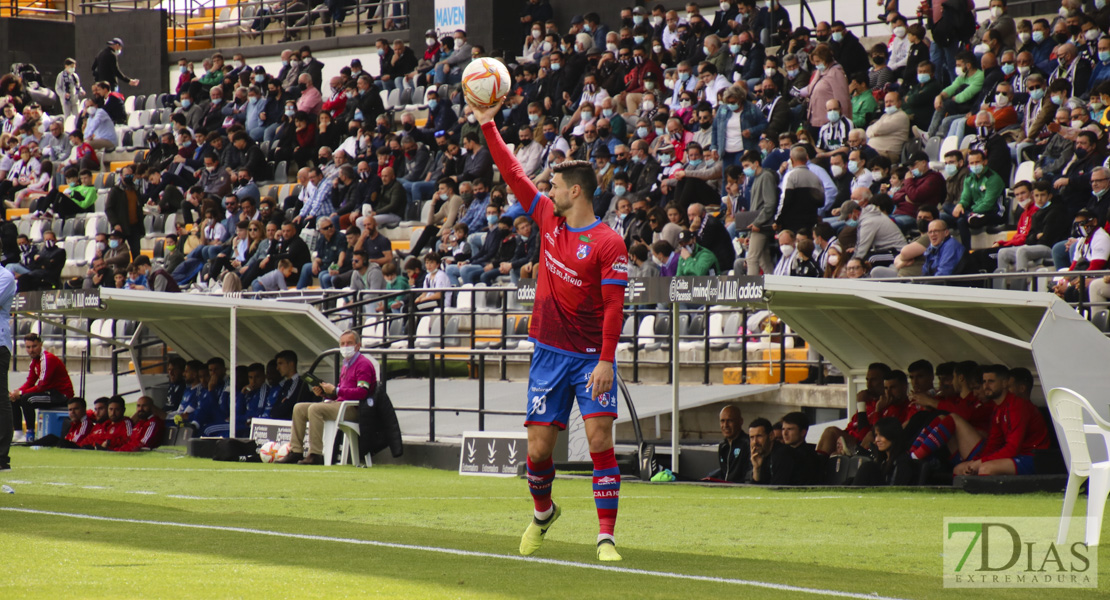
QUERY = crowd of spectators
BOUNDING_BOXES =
[708,360,1053,485]
[3,2,1110,299]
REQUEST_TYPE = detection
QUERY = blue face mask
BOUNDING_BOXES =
[832,31,843,42]
[1101,50,1110,62]
[1001,63,1015,75]
[544,131,556,142]
[613,185,627,196]
[726,103,740,112]
[551,62,561,71]
[847,160,859,173]
[255,74,265,83]
[743,166,756,178]
[655,127,665,136]
[602,108,614,118]
[1030,88,1046,100]
[179,66,187,74]
[428,99,438,110]
[917,73,931,84]
[687,159,703,167]
[845,218,858,227]
[636,126,648,138]
[679,72,691,82]
[182,99,191,108]
[911,167,922,177]
[502,107,512,118]
[634,35,645,45]
[969,164,984,175]
[827,110,840,122]
[1033,31,1045,43]
[486,214,498,226]
[109,239,120,249]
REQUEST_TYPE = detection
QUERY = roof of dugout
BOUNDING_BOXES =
[15,288,342,367]
[577,274,1110,470]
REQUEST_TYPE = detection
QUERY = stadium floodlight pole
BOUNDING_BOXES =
[229,306,238,439]
[671,302,680,474]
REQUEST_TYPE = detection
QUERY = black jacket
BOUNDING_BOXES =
[746,441,798,485]
[105,183,146,237]
[93,46,130,87]
[714,434,750,483]
[268,376,316,421]
[832,31,869,76]
[359,384,403,458]
[1026,200,1071,248]
[695,215,736,272]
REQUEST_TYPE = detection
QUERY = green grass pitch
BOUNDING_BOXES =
[0,447,1106,599]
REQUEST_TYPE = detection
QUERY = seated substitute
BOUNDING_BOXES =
[280,330,376,465]
[79,396,133,450]
[9,333,74,442]
[116,395,165,452]
[950,365,1051,476]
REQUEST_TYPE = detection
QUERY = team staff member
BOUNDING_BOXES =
[9,333,74,443]
[279,330,376,465]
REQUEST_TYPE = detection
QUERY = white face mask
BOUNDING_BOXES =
[990,6,1003,18]
[339,345,357,359]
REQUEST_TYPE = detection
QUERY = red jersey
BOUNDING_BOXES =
[482,121,628,361]
[78,420,109,447]
[980,393,1051,463]
[19,350,74,398]
[65,415,96,445]
[846,397,910,442]
[82,419,133,450]
[938,392,996,433]
[117,415,164,452]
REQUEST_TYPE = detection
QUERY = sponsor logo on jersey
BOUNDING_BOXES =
[578,234,593,242]
[576,244,592,259]
[611,258,629,274]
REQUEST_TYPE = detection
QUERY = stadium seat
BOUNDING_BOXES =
[628,315,656,351]
[958,134,976,150]
[398,88,413,106]
[145,95,158,111]
[1047,387,1110,547]
[1092,310,1110,333]
[386,89,400,109]
[378,89,389,109]
[124,95,136,113]
[930,136,959,171]
[924,135,942,162]
[274,161,288,184]
[1014,161,1035,185]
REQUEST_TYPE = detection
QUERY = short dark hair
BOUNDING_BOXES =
[781,411,809,431]
[551,160,598,198]
[749,417,773,435]
[955,360,981,384]
[69,397,87,410]
[982,364,1010,379]
[868,362,892,377]
[936,361,956,378]
[907,359,933,376]
[275,349,298,365]
[108,395,126,410]
[1009,367,1034,390]
[884,369,908,385]
[23,333,41,343]
[93,396,109,407]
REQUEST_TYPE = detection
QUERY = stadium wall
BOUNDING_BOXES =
[75,10,168,99]
[0,18,75,86]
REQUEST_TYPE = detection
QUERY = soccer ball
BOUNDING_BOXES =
[462,57,512,108]
[276,442,291,461]
[258,441,280,463]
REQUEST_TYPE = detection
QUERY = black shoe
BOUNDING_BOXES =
[297,453,324,465]
[276,451,304,464]
[0,462,10,472]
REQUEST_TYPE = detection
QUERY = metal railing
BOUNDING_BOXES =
[281,285,827,387]
[78,0,409,52]
[792,0,1043,39]
[1,0,75,20]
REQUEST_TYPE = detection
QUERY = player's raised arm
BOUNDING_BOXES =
[473,102,541,213]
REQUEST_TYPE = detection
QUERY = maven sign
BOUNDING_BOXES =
[459,430,528,477]
[434,0,466,38]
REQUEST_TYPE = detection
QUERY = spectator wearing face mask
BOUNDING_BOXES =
[105,165,145,261]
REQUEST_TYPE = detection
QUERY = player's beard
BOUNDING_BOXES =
[552,195,571,217]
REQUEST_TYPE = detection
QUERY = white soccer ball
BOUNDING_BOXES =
[276,442,291,461]
[462,57,512,108]
[258,441,280,463]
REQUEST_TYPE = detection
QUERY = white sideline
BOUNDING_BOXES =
[0,507,908,600]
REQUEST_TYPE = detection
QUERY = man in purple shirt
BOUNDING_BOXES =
[651,240,679,277]
[282,329,377,465]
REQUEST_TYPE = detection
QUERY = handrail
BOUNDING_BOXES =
[79,0,409,52]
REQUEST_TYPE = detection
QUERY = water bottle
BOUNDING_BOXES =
[1,485,13,494]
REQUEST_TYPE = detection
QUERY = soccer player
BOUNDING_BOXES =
[473,101,629,562]
[117,396,165,452]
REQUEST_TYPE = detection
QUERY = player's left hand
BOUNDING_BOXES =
[586,360,614,402]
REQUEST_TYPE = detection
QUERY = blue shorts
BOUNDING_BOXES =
[1011,454,1035,476]
[525,343,618,430]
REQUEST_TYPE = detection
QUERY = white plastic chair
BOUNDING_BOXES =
[1046,387,1110,546]
[320,355,382,467]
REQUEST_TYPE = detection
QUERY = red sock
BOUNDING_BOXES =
[590,448,620,537]
[526,455,555,514]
